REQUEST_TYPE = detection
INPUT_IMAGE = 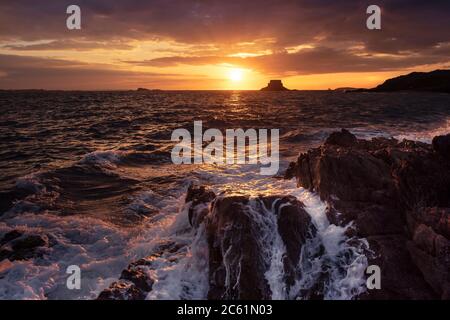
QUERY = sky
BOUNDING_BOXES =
[0,0,449,90]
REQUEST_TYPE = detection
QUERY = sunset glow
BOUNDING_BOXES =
[228,68,244,82]
[0,1,449,90]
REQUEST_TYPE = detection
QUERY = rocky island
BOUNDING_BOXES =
[260,80,290,91]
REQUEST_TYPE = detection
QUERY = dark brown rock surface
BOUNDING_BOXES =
[286,130,450,299]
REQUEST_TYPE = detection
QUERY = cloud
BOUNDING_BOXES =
[3,39,134,51]
[0,0,449,88]
[123,46,450,75]
[0,54,187,89]
[1,0,449,52]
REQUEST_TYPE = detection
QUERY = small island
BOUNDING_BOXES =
[136,88,162,92]
[260,80,290,91]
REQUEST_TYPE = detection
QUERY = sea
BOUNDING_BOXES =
[0,90,449,299]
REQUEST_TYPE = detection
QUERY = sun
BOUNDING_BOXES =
[228,68,244,82]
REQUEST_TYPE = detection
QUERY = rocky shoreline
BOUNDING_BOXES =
[285,129,450,299]
[96,130,450,300]
[2,130,449,300]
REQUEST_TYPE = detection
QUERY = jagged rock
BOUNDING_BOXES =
[285,129,450,299]
[206,195,314,299]
[0,230,23,245]
[410,207,450,239]
[185,184,216,227]
[97,240,189,300]
[325,129,357,147]
[361,235,435,300]
[406,207,450,299]
[120,267,153,292]
[0,232,49,261]
[97,252,159,300]
[97,281,147,300]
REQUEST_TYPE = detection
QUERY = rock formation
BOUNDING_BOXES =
[0,230,52,261]
[98,185,317,300]
[97,130,450,300]
[285,129,450,299]
[206,194,314,299]
[260,80,290,91]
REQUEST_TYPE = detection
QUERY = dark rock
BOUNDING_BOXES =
[407,241,450,299]
[407,207,450,299]
[120,267,153,292]
[325,129,357,147]
[433,134,450,159]
[0,230,23,245]
[275,196,316,290]
[97,240,187,300]
[206,195,268,300]
[185,184,216,227]
[97,260,155,300]
[0,233,49,261]
[361,235,436,299]
[97,281,147,300]
[285,129,450,299]
[206,195,314,299]
[260,80,290,91]
[411,207,450,239]
[11,235,47,252]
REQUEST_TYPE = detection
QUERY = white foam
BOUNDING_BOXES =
[195,164,369,300]
[80,150,124,169]
[1,158,369,300]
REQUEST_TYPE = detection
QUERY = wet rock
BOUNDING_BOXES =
[407,207,450,299]
[275,196,316,291]
[186,184,216,227]
[0,230,23,245]
[325,128,357,147]
[97,261,155,300]
[411,207,450,239]
[285,129,450,299]
[0,232,49,261]
[206,195,314,299]
[97,281,147,300]
[120,267,153,292]
[433,134,450,159]
[361,235,436,300]
[206,195,268,300]
[97,240,183,300]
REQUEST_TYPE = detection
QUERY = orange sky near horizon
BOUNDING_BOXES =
[1,42,446,90]
[0,1,449,90]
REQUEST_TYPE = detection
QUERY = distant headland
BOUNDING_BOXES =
[351,69,450,93]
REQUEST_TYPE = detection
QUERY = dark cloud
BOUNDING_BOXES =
[4,39,134,51]
[0,0,449,88]
[124,47,449,75]
[0,54,186,89]
[1,0,449,52]
[123,56,240,67]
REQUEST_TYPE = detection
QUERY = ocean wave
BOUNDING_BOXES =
[394,118,450,143]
